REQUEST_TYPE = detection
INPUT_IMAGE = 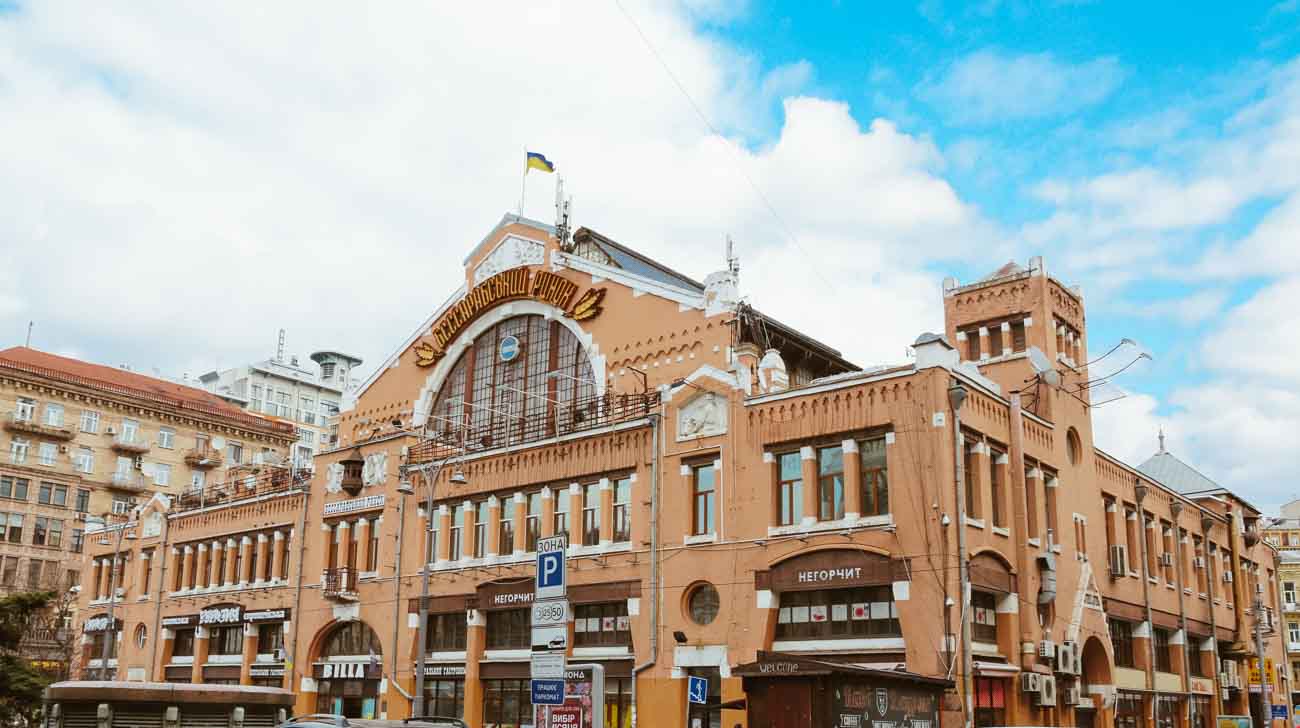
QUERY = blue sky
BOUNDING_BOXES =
[0,1,1297,504]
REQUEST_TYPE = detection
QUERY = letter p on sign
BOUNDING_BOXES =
[536,549,565,600]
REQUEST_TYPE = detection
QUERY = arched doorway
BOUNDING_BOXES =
[313,621,383,718]
[1079,635,1114,728]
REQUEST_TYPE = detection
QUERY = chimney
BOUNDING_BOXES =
[912,333,958,371]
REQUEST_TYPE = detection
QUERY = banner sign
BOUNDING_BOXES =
[199,605,243,625]
[324,494,385,517]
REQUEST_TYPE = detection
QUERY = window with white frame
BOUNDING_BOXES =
[9,438,30,465]
[250,384,264,412]
[300,396,315,424]
[79,410,100,433]
[14,398,35,422]
[190,470,205,492]
[37,442,57,466]
[158,428,175,449]
[75,446,93,473]
[274,392,291,417]
[121,419,139,443]
[1285,582,1296,606]
[295,445,313,468]
[320,400,340,418]
[44,404,64,427]
[1289,621,1300,644]
[153,463,171,487]
[297,429,315,444]
[227,441,243,465]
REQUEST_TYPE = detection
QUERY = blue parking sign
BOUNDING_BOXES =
[531,678,565,706]
[688,676,708,705]
[536,548,565,599]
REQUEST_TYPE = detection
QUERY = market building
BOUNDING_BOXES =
[77,213,1290,728]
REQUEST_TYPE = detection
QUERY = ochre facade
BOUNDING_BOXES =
[78,217,1288,728]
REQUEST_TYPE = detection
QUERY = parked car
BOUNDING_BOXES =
[278,715,468,728]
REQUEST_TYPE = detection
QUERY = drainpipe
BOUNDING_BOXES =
[1007,394,1034,669]
[949,382,973,728]
[631,411,661,728]
[1135,480,1156,724]
[148,516,172,682]
[1203,516,1223,720]
[390,489,406,707]
[1171,501,1191,727]
[287,471,311,698]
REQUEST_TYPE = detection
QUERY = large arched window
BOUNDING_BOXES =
[320,621,382,658]
[429,315,596,447]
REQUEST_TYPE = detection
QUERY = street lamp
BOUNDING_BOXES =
[100,518,136,677]
[947,382,972,728]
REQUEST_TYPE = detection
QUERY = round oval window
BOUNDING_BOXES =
[687,583,720,625]
[134,623,147,649]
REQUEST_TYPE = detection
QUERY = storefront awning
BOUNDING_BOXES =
[733,651,953,689]
[974,661,1022,677]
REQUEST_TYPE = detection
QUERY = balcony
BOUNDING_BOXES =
[3,413,74,441]
[110,434,151,454]
[109,472,149,493]
[184,447,224,469]
[322,567,358,601]
[173,465,308,512]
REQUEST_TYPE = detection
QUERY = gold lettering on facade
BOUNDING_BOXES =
[414,268,605,367]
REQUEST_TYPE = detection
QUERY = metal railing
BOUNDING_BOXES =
[407,390,659,463]
[110,472,148,492]
[321,567,355,598]
[111,434,151,453]
[183,446,224,468]
[173,466,308,512]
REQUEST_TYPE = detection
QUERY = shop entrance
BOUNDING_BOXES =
[756,678,813,728]
[312,621,384,719]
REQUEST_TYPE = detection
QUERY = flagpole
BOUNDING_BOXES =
[519,147,528,217]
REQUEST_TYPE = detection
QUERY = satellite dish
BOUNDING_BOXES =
[1026,347,1061,387]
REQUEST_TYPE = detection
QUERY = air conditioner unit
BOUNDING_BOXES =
[1160,553,1174,567]
[273,648,285,661]
[74,512,87,521]
[1057,641,1079,675]
[1036,675,1057,707]
[1021,672,1042,693]
[1109,545,1128,577]
[1063,684,1082,707]
[1224,572,1234,583]
[1195,557,1206,569]
[132,456,143,470]
[1039,640,1057,659]
[58,444,69,454]
[106,426,117,435]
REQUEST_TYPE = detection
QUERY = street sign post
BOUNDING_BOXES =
[532,533,569,697]
[536,539,567,600]
[688,675,708,705]
[531,652,566,679]
[532,598,568,627]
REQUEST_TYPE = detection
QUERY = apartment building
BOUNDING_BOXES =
[200,348,362,468]
[77,215,1288,728]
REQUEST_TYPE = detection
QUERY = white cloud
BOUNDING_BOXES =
[917,49,1126,124]
[0,1,985,381]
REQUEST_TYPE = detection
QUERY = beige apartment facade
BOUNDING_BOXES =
[0,346,295,673]
[79,215,1289,728]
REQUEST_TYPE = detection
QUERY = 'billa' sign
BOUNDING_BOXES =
[414,268,606,366]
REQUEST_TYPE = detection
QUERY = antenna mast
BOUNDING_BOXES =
[277,329,286,363]
[555,176,574,252]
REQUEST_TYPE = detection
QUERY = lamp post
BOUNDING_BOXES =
[402,455,467,719]
[98,517,136,677]
[948,382,972,728]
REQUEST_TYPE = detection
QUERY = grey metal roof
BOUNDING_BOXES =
[1137,451,1221,495]
[574,228,703,292]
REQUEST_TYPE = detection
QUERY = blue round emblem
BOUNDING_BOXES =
[499,335,521,362]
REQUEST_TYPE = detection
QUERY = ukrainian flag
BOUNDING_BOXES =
[526,151,556,174]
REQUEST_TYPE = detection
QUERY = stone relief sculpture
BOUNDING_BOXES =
[475,236,545,284]
[325,462,344,494]
[678,391,727,440]
[362,452,388,487]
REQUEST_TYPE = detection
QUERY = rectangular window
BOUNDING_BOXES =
[485,608,530,649]
[209,625,243,655]
[1154,628,1172,672]
[817,446,844,521]
[10,437,29,464]
[44,403,64,427]
[1286,582,1296,605]
[37,442,57,466]
[37,482,66,506]
[988,326,1004,356]
[964,329,981,360]
[613,477,631,543]
[172,628,196,657]
[449,506,463,561]
[14,398,35,422]
[33,516,48,546]
[1289,621,1300,645]
[860,436,889,517]
[48,519,63,548]
[190,470,206,492]
[71,529,84,553]
[526,492,542,552]
[250,385,264,413]
[553,489,569,538]
[1110,620,1135,668]
[76,488,90,512]
[775,585,899,639]
[153,463,171,486]
[1010,320,1027,352]
[482,679,531,728]
[692,463,716,535]
[120,418,139,443]
[75,446,93,474]
[257,623,284,654]
[972,590,998,642]
[158,428,174,449]
[989,449,1006,528]
[80,410,100,433]
[963,440,980,520]
[582,483,600,546]
[300,396,316,425]
[574,602,631,647]
[499,498,515,555]
[0,476,28,501]
[227,442,243,465]
[27,559,43,588]
[275,392,291,417]
[424,679,465,721]
[474,501,489,558]
[5,513,19,543]
[0,556,14,585]
[778,452,803,526]
[367,526,379,572]
[425,612,468,652]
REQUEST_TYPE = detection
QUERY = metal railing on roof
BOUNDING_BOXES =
[406,390,660,463]
[173,466,309,512]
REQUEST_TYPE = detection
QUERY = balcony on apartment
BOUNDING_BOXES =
[321,567,358,601]
[183,446,224,469]
[3,412,75,441]
[110,433,151,455]
[173,463,308,512]
[109,471,150,493]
